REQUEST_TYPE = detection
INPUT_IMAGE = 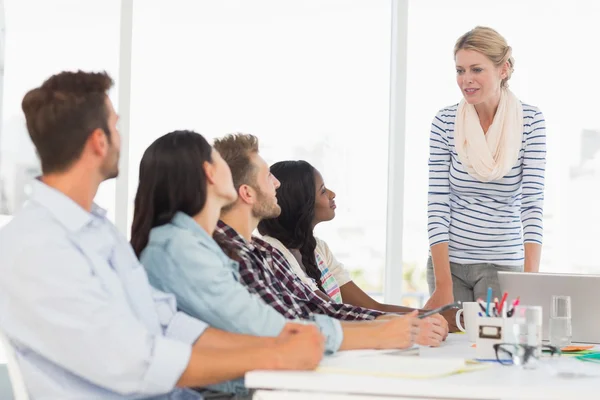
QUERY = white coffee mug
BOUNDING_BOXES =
[455,302,482,342]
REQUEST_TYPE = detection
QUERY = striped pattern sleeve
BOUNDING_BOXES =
[521,108,546,244]
[427,110,452,247]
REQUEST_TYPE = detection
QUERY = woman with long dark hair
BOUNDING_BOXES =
[130,130,292,339]
[257,161,343,302]
[130,131,329,396]
[130,130,234,257]
[258,161,453,318]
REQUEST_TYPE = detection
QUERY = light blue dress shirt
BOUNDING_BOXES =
[0,181,207,400]
[140,212,342,354]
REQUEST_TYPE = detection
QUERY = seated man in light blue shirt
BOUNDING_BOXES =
[132,130,436,356]
[0,71,324,399]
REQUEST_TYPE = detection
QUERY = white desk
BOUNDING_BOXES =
[247,334,600,399]
[253,391,429,400]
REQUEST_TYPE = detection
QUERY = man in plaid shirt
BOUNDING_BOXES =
[213,133,448,348]
[215,220,383,321]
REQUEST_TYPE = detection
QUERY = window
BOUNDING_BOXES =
[403,0,600,305]
[0,0,120,221]
[128,0,392,294]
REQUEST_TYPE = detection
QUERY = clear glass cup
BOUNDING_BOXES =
[549,295,572,348]
[511,306,543,368]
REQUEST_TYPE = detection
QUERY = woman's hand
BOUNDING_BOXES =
[424,284,454,310]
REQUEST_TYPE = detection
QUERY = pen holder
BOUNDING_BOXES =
[475,317,514,361]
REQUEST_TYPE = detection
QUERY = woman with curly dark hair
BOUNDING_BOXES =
[258,161,451,317]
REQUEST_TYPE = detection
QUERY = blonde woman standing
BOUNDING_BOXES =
[425,27,546,308]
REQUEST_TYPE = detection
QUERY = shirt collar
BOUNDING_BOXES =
[29,179,106,232]
[216,220,256,251]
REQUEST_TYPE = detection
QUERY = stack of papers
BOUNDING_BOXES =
[317,349,488,379]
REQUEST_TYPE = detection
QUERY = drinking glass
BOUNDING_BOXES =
[511,306,543,368]
[549,295,572,348]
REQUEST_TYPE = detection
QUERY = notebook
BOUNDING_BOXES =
[317,350,487,379]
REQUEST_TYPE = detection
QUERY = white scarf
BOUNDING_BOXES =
[454,89,523,182]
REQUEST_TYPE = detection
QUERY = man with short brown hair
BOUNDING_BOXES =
[22,71,119,177]
[213,133,448,349]
[0,71,325,399]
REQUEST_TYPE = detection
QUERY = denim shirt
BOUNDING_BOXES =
[140,212,343,355]
[0,181,205,399]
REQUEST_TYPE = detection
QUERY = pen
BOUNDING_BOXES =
[476,299,487,313]
[498,292,508,314]
[493,297,499,317]
[506,297,520,317]
[419,301,462,319]
[486,287,492,317]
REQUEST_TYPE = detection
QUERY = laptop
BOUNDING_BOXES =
[498,271,600,344]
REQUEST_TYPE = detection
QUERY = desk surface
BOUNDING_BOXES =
[246,334,600,399]
[253,391,427,400]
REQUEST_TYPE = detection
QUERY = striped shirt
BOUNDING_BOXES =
[427,102,546,266]
[315,252,343,303]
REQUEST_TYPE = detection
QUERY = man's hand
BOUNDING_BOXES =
[415,315,446,347]
[274,323,325,370]
[376,311,448,342]
[276,321,311,342]
[372,310,420,350]
[429,313,449,340]
[374,313,401,321]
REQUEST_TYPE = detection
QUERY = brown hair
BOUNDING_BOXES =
[454,26,514,88]
[213,132,260,192]
[21,70,114,173]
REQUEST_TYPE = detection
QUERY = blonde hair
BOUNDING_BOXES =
[454,26,514,88]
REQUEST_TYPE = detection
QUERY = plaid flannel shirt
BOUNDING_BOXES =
[215,220,384,321]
